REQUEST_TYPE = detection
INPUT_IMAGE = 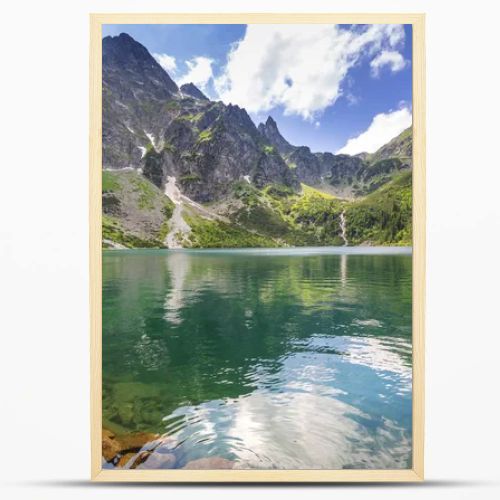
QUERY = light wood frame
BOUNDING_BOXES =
[90,13,425,483]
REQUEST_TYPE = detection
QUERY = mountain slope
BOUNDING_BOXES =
[142,100,298,203]
[102,33,181,169]
[102,170,174,248]
[345,171,412,245]
[101,33,413,249]
[366,127,412,165]
[103,33,296,200]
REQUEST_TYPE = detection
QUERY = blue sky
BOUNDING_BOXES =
[103,24,412,154]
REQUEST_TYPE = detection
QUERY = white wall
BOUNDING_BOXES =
[1,1,499,498]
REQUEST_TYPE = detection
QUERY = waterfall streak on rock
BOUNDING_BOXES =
[340,211,348,246]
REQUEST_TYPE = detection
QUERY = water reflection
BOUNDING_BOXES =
[163,252,192,325]
[340,253,348,286]
[162,391,411,470]
[103,248,412,469]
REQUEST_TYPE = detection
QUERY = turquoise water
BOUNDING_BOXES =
[103,247,412,469]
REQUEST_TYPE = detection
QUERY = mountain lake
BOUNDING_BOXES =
[102,247,412,470]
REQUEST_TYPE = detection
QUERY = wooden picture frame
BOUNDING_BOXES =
[90,13,425,482]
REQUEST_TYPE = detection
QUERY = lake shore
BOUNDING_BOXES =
[103,245,413,255]
[102,427,235,470]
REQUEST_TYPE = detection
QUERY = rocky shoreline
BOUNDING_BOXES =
[102,428,234,470]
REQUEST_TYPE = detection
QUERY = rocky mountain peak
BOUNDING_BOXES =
[180,83,209,101]
[103,33,178,97]
[265,116,278,128]
[258,116,295,155]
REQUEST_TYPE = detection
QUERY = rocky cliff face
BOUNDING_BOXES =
[102,33,181,169]
[140,100,298,202]
[103,33,296,201]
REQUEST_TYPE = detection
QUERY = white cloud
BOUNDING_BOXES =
[177,56,214,91]
[370,50,406,77]
[153,53,215,93]
[314,121,321,129]
[214,24,405,120]
[337,107,412,155]
[153,53,177,74]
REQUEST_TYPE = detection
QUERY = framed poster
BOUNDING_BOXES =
[90,13,425,482]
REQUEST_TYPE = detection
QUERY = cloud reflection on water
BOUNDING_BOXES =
[161,360,411,469]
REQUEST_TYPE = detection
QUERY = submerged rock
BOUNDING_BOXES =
[102,429,121,462]
[118,431,159,451]
[183,457,234,469]
[136,452,176,469]
[101,428,159,464]
[104,381,167,429]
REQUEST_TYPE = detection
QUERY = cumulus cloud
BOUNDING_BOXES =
[214,24,405,119]
[177,56,214,91]
[370,50,406,76]
[337,107,412,155]
[153,53,177,74]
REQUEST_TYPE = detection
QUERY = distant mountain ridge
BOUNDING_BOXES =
[101,33,413,249]
[258,115,412,197]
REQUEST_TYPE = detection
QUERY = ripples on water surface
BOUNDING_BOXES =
[103,247,412,469]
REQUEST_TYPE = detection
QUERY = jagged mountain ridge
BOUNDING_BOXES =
[103,33,296,202]
[141,99,298,202]
[103,33,411,201]
[258,115,412,197]
[101,33,413,249]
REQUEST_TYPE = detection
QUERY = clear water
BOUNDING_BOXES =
[103,247,412,469]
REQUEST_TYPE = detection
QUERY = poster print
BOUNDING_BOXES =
[90,14,425,482]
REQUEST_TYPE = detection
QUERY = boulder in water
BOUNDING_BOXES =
[102,429,121,462]
[101,428,159,464]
